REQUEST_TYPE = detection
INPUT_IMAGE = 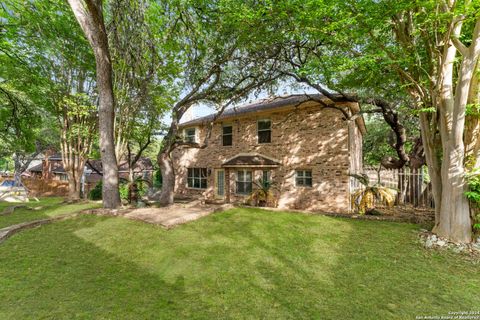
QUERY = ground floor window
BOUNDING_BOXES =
[262,170,270,182]
[187,168,207,189]
[295,170,312,187]
[236,170,252,195]
[261,170,271,188]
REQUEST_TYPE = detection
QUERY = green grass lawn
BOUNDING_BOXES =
[0,197,63,210]
[0,198,101,229]
[0,208,478,319]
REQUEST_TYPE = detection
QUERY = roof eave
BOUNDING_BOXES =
[221,164,281,168]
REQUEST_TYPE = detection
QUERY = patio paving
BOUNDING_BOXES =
[85,200,234,228]
[0,199,235,244]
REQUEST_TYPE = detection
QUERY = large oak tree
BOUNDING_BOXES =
[148,0,283,205]
[67,0,120,208]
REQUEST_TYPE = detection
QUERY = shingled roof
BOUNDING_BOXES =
[28,158,155,174]
[180,94,350,127]
[222,153,281,168]
[28,163,43,172]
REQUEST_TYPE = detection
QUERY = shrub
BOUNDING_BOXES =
[246,178,277,207]
[350,173,396,215]
[153,169,162,188]
[88,181,131,202]
[88,181,102,200]
[465,170,480,233]
[119,183,129,201]
[135,180,149,197]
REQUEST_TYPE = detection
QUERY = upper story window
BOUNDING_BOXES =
[222,125,233,146]
[236,170,252,195]
[257,119,271,144]
[295,170,312,187]
[184,128,196,143]
[187,168,207,189]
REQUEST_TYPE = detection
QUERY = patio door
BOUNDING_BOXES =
[215,169,225,199]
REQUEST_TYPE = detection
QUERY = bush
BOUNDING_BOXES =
[349,173,395,215]
[153,169,162,188]
[89,181,131,201]
[88,181,103,200]
[465,170,480,233]
[119,183,129,201]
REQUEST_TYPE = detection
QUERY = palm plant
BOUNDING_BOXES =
[350,173,396,214]
[247,178,277,207]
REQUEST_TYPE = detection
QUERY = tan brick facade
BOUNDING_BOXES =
[172,99,364,213]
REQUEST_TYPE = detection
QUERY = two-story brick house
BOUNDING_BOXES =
[172,94,366,213]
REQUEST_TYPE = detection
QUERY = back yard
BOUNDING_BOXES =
[0,205,478,319]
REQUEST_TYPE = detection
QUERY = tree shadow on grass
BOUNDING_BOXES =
[0,200,101,230]
[184,208,480,319]
[0,215,195,319]
[0,208,478,319]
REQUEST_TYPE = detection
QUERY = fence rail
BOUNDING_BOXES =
[350,166,434,209]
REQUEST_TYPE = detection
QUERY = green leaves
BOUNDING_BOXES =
[1,0,96,156]
[465,169,480,203]
[62,93,97,140]
[348,173,370,187]
[465,169,480,232]
[466,103,480,117]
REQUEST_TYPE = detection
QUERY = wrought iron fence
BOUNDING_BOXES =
[350,166,434,209]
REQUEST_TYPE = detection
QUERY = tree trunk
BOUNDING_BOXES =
[67,178,81,200]
[419,113,442,224]
[390,5,479,243]
[13,156,23,187]
[67,168,79,200]
[152,111,182,206]
[12,153,38,188]
[435,143,472,242]
[432,31,477,243]
[66,163,84,201]
[157,151,175,206]
[97,59,120,208]
[127,165,135,204]
[67,0,120,209]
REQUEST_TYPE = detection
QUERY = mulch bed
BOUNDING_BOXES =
[262,205,435,226]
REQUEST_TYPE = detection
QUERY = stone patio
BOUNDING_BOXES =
[0,200,234,244]
[84,200,234,228]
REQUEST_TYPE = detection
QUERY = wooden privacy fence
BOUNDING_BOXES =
[350,166,434,209]
[22,178,69,197]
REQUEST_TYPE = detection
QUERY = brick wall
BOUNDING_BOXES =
[172,101,362,213]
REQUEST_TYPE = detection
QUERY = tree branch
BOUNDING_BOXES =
[451,36,468,56]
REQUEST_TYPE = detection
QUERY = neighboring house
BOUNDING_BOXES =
[172,94,366,213]
[29,153,68,181]
[28,153,155,185]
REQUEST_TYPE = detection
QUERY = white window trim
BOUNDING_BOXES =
[187,167,207,190]
[184,127,198,143]
[295,170,313,188]
[236,169,253,195]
